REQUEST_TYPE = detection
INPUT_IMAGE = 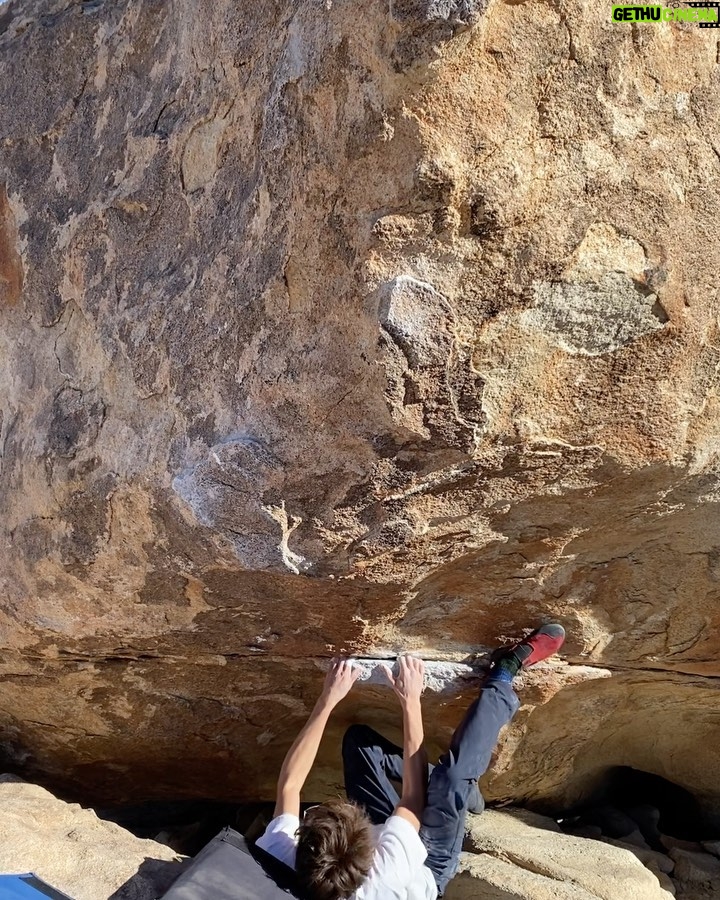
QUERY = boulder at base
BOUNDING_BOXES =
[0,775,183,900]
[444,808,675,900]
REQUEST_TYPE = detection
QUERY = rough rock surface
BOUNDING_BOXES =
[0,775,182,899]
[0,0,719,827]
[1,780,691,900]
[669,848,720,900]
[445,808,675,900]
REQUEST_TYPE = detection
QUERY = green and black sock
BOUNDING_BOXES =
[490,651,523,682]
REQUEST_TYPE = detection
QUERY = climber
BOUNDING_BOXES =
[256,623,566,899]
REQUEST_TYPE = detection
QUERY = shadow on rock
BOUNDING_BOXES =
[108,857,189,900]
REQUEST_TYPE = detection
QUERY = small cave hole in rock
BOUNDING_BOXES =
[559,766,720,848]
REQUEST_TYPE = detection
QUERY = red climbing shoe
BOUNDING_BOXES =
[508,623,566,667]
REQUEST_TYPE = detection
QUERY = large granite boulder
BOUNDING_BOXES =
[0,0,719,828]
[445,808,676,900]
[0,774,182,899]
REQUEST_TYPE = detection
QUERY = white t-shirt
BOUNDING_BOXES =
[256,812,438,900]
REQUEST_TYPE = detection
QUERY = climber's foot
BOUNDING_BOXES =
[489,623,565,680]
[510,623,566,667]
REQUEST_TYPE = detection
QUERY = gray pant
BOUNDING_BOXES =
[342,679,520,895]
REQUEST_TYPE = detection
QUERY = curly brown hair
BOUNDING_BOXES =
[295,799,375,900]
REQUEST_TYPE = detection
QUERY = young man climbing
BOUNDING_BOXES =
[257,623,566,900]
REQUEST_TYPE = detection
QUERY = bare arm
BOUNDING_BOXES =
[274,658,360,818]
[382,655,427,832]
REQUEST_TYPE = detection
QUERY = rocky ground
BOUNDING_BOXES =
[3,775,719,900]
[0,775,182,900]
[450,807,720,900]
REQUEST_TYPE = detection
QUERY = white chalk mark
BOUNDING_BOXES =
[311,656,603,694]
[262,499,307,575]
